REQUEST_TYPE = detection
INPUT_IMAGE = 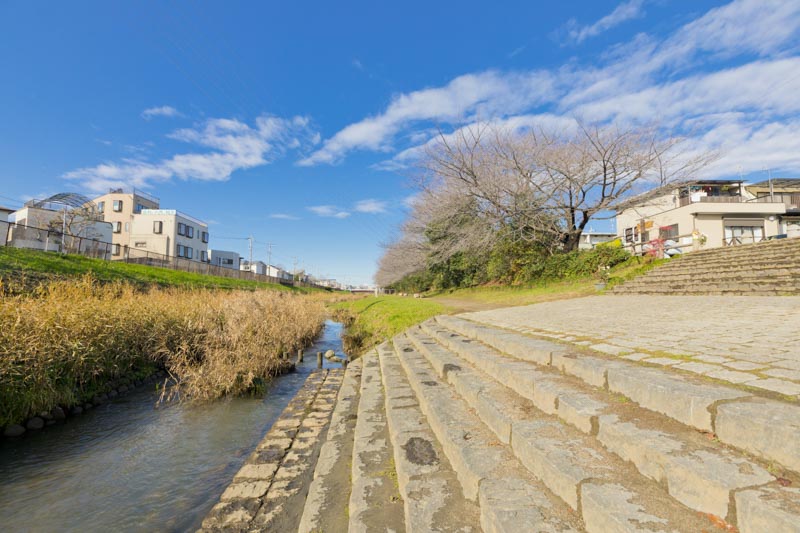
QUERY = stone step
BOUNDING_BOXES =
[394,333,718,533]
[413,322,782,526]
[613,281,800,293]
[679,239,800,259]
[638,268,800,281]
[611,285,800,296]
[642,262,800,277]
[299,359,364,533]
[435,316,800,476]
[391,335,585,532]
[348,349,405,532]
[375,342,482,531]
[201,369,343,532]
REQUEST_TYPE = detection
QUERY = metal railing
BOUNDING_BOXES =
[1,221,327,290]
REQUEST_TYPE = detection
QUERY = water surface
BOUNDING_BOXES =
[0,321,345,532]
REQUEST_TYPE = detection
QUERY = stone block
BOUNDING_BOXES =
[735,486,800,533]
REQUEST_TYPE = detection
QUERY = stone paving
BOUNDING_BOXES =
[464,295,800,398]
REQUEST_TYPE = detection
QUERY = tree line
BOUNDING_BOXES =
[376,120,714,291]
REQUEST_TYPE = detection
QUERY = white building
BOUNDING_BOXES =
[0,206,13,246]
[9,205,112,254]
[210,249,241,270]
[240,260,267,275]
[578,231,617,250]
[128,209,209,261]
[266,264,293,281]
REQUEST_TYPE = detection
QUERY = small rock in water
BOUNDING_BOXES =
[52,406,66,420]
[324,349,336,360]
[71,405,83,415]
[107,390,118,398]
[3,424,25,437]
[39,411,53,421]
[26,417,45,430]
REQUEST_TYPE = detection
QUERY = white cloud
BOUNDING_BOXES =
[563,0,645,45]
[320,0,800,179]
[308,205,351,218]
[141,106,182,120]
[354,199,388,214]
[64,114,317,191]
[269,213,300,220]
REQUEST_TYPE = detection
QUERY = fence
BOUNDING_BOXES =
[1,221,327,290]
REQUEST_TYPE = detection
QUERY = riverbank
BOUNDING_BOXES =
[0,275,325,431]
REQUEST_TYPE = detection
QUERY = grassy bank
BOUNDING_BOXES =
[0,275,326,427]
[330,296,449,357]
[0,247,318,293]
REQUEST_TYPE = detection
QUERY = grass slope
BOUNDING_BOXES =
[0,247,317,292]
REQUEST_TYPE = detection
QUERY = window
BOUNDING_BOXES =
[113,221,122,233]
[134,241,146,248]
[153,221,163,234]
[113,200,123,212]
[134,203,146,214]
[124,222,129,233]
[201,231,208,243]
[200,250,207,262]
[222,258,233,265]
[177,244,185,257]
[659,224,679,240]
[186,225,194,239]
[624,227,634,243]
[177,222,185,236]
[112,243,121,256]
[97,201,105,213]
[186,247,193,259]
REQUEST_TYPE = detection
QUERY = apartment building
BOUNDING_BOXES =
[92,189,160,251]
[9,205,112,253]
[128,209,209,261]
[0,206,13,246]
[210,249,241,270]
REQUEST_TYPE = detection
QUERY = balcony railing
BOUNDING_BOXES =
[747,193,800,208]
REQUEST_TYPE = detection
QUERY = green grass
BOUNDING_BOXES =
[0,247,320,293]
[331,296,449,356]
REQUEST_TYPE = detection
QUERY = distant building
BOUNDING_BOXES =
[578,231,617,250]
[9,204,111,254]
[0,206,13,246]
[240,260,267,275]
[266,264,293,281]
[91,189,160,252]
[129,209,209,261]
[210,249,241,270]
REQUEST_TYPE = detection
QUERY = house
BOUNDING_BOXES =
[578,231,617,250]
[9,201,112,254]
[240,260,267,275]
[0,206,14,246]
[746,179,800,238]
[128,209,209,262]
[91,189,160,252]
[615,180,792,253]
[266,264,293,281]
[210,250,241,270]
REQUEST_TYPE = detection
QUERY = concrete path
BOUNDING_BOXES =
[464,295,800,397]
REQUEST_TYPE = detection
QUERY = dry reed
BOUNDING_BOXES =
[0,275,325,426]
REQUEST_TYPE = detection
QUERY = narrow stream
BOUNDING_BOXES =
[0,320,346,533]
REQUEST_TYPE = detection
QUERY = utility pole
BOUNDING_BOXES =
[248,235,253,268]
[292,256,298,280]
[266,243,274,271]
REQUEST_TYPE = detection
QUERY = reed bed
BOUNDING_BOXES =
[0,276,325,426]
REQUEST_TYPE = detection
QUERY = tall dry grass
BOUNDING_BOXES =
[0,276,325,426]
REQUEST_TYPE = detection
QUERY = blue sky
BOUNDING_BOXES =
[1,0,799,284]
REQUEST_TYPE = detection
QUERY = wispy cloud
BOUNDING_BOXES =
[354,199,388,214]
[508,45,526,59]
[64,115,318,191]
[562,0,645,45]
[308,205,351,218]
[269,213,300,220]
[141,105,183,120]
[313,0,800,179]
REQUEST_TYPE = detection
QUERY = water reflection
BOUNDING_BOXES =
[0,321,344,532]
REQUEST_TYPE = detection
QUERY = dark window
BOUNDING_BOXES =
[153,221,163,234]
[200,250,207,262]
[177,244,184,257]
[113,200,123,212]
[112,243,121,256]
[97,201,105,213]
[624,227,634,243]
[201,231,208,243]
[186,225,194,239]
[113,221,122,233]
[186,247,193,260]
